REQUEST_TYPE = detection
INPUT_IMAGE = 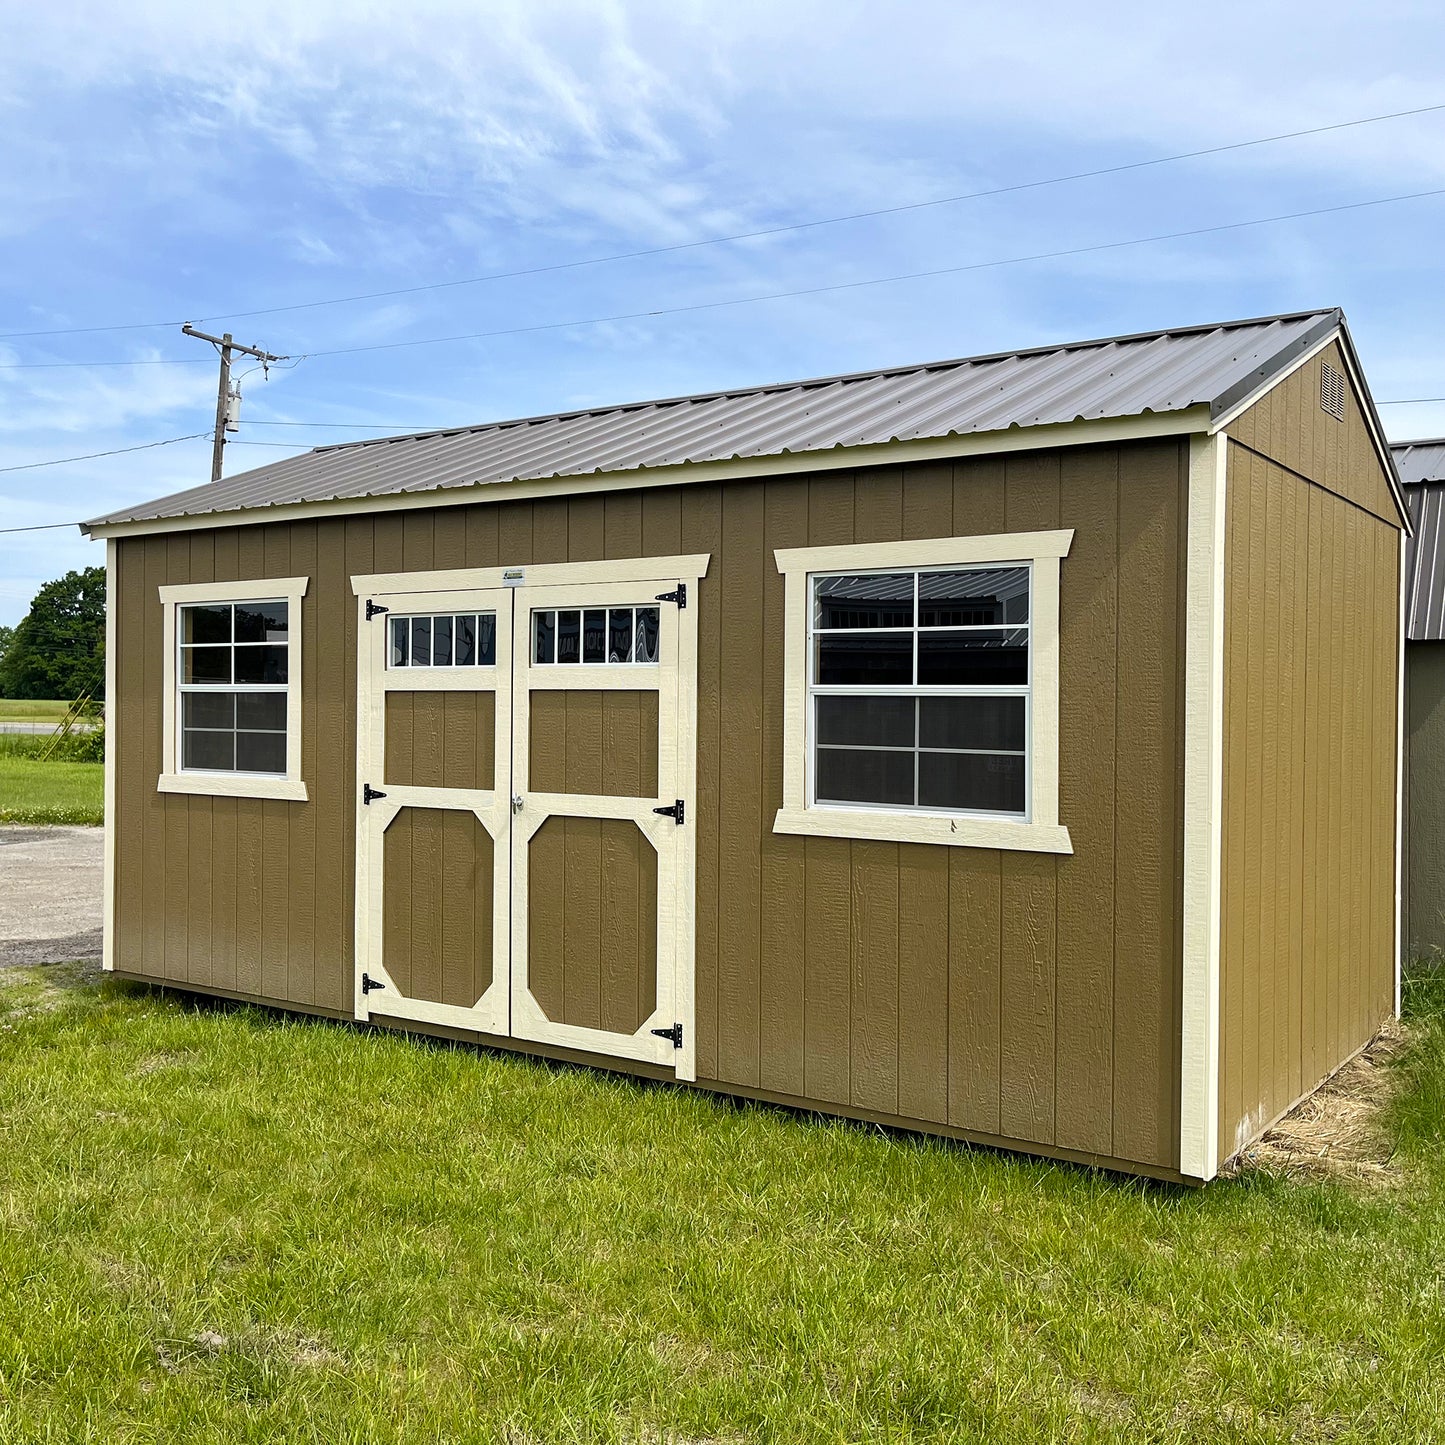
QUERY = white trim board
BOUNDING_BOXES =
[83,410,1212,541]
[102,538,117,972]
[351,554,711,597]
[1179,433,1227,1182]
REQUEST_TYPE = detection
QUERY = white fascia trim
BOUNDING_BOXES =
[350,554,711,597]
[1179,433,1227,1181]
[772,529,1073,856]
[157,575,310,803]
[102,538,117,972]
[84,409,1211,541]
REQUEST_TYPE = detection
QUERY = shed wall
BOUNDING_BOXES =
[1216,427,1400,1164]
[1405,643,1445,956]
[111,438,1190,1174]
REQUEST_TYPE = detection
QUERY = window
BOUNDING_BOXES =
[388,612,497,668]
[531,606,660,664]
[773,533,1072,854]
[158,577,308,801]
[811,567,1029,816]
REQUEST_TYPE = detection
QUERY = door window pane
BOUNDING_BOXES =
[533,611,555,663]
[454,614,476,665]
[433,615,453,666]
[390,616,409,666]
[815,748,914,807]
[475,613,497,666]
[814,573,914,630]
[609,609,633,663]
[583,609,606,663]
[556,610,581,664]
[410,616,432,666]
[634,608,660,664]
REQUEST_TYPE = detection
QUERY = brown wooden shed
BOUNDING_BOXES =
[84,308,1408,1183]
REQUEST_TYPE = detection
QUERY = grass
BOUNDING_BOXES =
[1,972,1444,1443]
[0,754,103,824]
[0,699,70,723]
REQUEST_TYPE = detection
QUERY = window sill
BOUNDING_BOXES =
[158,772,309,802]
[772,805,1072,854]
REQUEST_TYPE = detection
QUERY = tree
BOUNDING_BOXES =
[0,566,106,701]
[0,624,13,674]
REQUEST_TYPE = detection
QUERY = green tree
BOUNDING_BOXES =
[0,624,13,674]
[0,566,106,701]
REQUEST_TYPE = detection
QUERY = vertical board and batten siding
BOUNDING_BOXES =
[1216,350,1401,1165]
[111,437,1190,1175]
[1405,646,1445,955]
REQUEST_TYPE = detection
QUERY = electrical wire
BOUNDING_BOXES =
[3,100,1444,342]
[1379,398,1445,405]
[0,433,209,474]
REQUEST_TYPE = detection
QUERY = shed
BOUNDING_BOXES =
[1398,438,1445,956]
[83,307,1407,1183]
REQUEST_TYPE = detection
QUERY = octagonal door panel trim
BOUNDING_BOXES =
[354,585,513,1036]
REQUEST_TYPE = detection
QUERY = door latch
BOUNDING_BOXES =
[511,793,525,814]
[362,782,387,805]
[652,799,685,825]
[654,583,686,608]
[361,972,386,994]
[365,598,390,620]
[650,1022,684,1049]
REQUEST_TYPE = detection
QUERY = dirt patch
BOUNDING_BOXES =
[1233,1020,1409,1187]
[0,825,103,967]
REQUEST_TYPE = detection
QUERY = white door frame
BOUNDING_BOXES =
[350,555,709,1079]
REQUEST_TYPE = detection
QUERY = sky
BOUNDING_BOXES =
[2,0,1444,624]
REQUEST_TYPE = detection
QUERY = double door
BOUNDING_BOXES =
[353,558,704,1080]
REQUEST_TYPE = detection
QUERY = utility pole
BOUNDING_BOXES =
[181,324,286,482]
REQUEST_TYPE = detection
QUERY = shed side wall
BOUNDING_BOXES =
[111,438,1189,1173]
[1217,423,1400,1164]
[1404,643,1445,956]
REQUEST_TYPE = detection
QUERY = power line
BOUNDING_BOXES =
[4,184,1444,374]
[1379,397,1445,405]
[3,100,1444,344]
[0,433,209,475]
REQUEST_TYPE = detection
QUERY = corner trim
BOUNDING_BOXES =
[1396,528,1406,1015]
[1179,433,1227,1181]
[102,538,117,972]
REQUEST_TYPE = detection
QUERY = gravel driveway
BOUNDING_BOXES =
[0,825,103,968]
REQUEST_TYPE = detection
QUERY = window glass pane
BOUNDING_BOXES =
[919,696,1026,752]
[389,616,408,667]
[608,609,633,663]
[236,691,286,731]
[183,692,235,729]
[410,616,431,667]
[533,611,555,664]
[556,610,581,663]
[234,645,289,684]
[918,628,1027,686]
[234,600,288,642]
[236,731,287,774]
[918,752,1025,814]
[452,615,475,666]
[183,645,232,684]
[815,632,912,686]
[814,573,913,630]
[815,747,914,807]
[182,729,234,771]
[182,603,231,644]
[433,615,453,666]
[476,613,497,666]
[919,568,1029,627]
[816,695,914,748]
[583,609,606,663]
[634,608,660,663]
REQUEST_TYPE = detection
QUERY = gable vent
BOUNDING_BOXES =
[1320,361,1346,421]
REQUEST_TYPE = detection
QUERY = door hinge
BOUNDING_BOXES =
[362,782,388,805]
[361,972,386,994]
[650,1021,684,1049]
[655,582,686,608]
[365,598,389,620]
[652,798,685,825]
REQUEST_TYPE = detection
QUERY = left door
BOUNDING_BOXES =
[355,586,513,1034]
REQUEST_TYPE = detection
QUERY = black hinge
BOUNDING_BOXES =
[655,583,686,609]
[365,599,389,620]
[362,782,387,805]
[361,972,386,994]
[652,798,685,825]
[650,1022,684,1049]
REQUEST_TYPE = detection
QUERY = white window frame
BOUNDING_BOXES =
[773,532,1072,854]
[157,576,309,801]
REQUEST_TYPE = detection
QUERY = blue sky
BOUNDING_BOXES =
[2,0,1444,623]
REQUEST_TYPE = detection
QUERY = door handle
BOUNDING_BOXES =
[511,794,524,814]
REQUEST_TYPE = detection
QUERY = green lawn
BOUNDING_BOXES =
[0,755,102,824]
[1,967,1443,1443]
[0,699,70,723]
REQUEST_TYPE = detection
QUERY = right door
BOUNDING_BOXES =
[508,580,694,1079]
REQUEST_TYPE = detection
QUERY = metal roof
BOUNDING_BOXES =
[85,308,1348,530]
[1399,440,1445,640]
